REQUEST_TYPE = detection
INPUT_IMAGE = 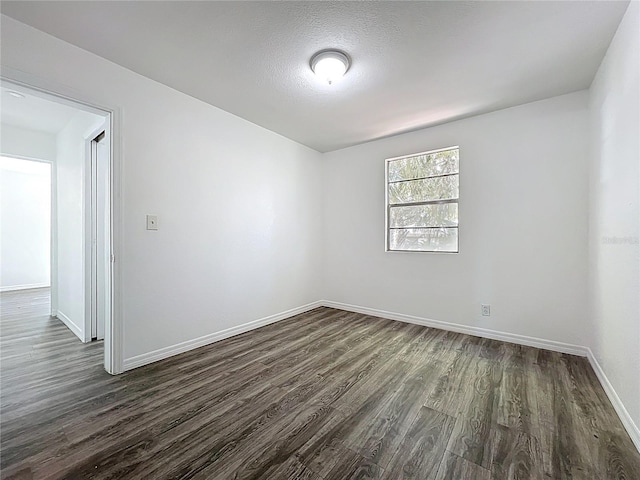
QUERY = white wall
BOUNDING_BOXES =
[323,92,590,347]
[588,1,639,437]
[0,123,56,162]
[55,111,104,339]
[0,156,51,291]
[0,15,324,362]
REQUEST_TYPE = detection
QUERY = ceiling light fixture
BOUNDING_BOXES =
[310,50,350,85]
[6,90,25,99]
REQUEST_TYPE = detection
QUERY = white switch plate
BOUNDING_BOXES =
[146,215,158,230]
[481,304,491,316]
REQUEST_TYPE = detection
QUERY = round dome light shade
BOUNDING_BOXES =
[311,50,350,85]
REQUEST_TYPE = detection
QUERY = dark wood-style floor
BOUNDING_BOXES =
[1,289,639,479]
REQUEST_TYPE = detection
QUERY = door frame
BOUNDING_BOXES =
[85,127,108,343]
[1,69,124,375]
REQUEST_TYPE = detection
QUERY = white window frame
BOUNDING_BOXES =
[385,146,460,253]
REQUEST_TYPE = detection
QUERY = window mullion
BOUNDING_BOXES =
[389,198,458,208]
[388,172,459,184]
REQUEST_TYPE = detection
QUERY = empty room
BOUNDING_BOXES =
[0,1,638,479]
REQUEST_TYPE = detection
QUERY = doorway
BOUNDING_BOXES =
[0,156,51,293]
[0,80,117,373]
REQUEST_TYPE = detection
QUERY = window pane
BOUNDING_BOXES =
[388,174,458,205]
[388,148,459,182]
[390,203,458,228]
[389,228,458,252]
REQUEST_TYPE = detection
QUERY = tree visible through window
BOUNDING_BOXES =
[386,146,459,252]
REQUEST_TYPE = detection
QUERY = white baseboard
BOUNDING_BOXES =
[321,300,589,357]
[122,300,323,371]
[56,310,84,342]
[0,283,50,292]
[587,349,640,452]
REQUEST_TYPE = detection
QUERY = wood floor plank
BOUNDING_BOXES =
[496,344,537,434]
[322,446,384,480]
[489,425,543,480]
[422,334,479,417]
[2,288,639,480]
[381,406,455,480]
[435,451,491,480]
[349,376,428,469]
[445,358,501,469]
[261,456,321,480]
[296,365,407,478]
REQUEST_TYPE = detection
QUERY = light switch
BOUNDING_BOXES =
[146,215,158,230]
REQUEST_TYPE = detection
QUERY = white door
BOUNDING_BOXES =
[90,131,109,341]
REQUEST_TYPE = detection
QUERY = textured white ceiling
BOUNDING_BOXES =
[1,85,79,134]
[1,1,629,152]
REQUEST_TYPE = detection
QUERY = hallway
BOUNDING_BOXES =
[1,287,108,478]
[0,288,103,373]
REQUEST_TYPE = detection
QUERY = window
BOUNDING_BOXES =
[386,146,459,253]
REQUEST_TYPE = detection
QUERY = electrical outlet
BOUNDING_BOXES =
[146,215,158,230]
[481,304,491,316]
